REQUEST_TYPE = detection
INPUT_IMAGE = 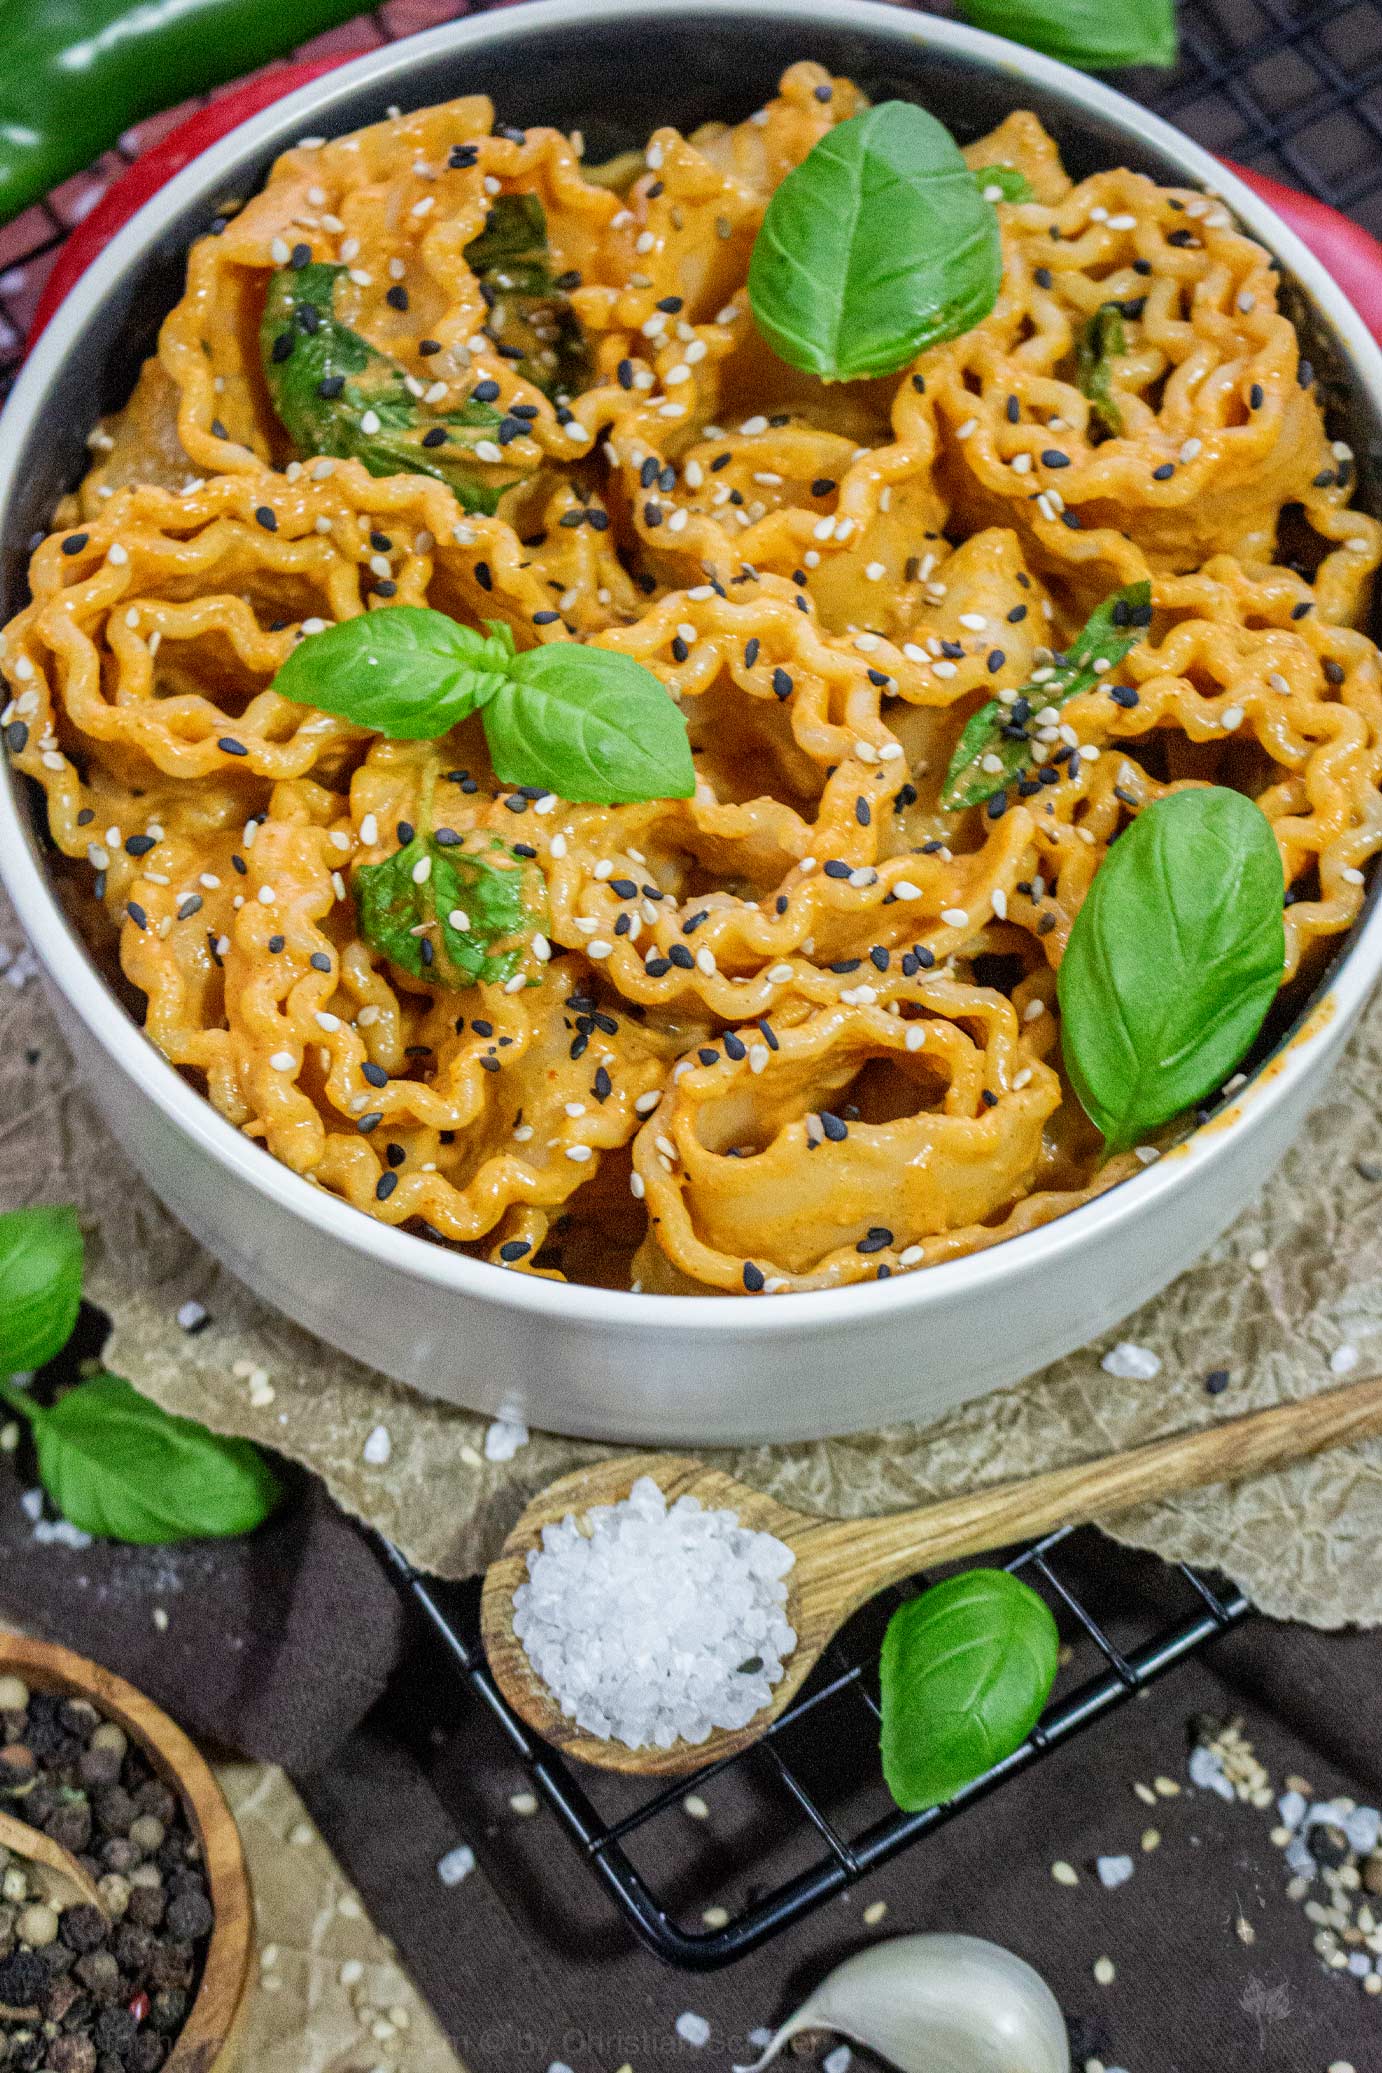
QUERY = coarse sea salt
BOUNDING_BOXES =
[512,1475,796,1750]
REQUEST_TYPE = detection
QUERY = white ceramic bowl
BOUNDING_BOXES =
[2,0,1380,1442]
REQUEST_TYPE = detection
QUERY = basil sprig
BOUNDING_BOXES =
[356,835,538,986]
[748,102,1002,381]
[272,608,694,806]
[955,0,1176,70]
[0,1372,282,1545]
[1076,301,1128,435]
[0,1205,83,1375]
[880,1569,1059,1812]
[1059,788,1286,1152]
[941,580,1153,811]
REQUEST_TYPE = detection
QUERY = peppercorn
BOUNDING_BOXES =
[42,1973,82,2023]
[94,1875,130,1923]
[0,1903,14,1958]
[21,1698,66,1762]
[100,1839,139,1876]
[58,1906,107,1955]
[14,1902,58,1948]
[123,1887,164,1932]
[163,1889,212,1944]
[74,1950,120,1998]
[21,1781,58,1827]
[127,1817,164,1859]
[76,1747,122,1792]
[0,1746,36,1790]
[149,1988,187,2036]
[93,2007,137,2058]
[46,1800,93,1855]
[127,2036,166,2073]
[47,2034,97,2073]
[8,2031,45,2071]
[0,1712,27,1745]
[132,1785,176,1828]
[145,1942,192,1992]
[0,1947,48,2005]
[93,1788,136,1838]
[58,1700,100,1741]
[112,1923,153,1974]
[41,1937,74,1978]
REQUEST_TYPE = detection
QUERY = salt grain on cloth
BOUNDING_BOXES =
[1101,1341,1163,1380]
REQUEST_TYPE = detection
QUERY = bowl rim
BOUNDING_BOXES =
[2,0,1381,1338]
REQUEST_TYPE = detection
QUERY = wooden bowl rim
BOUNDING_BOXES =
[0,1633,253,2068]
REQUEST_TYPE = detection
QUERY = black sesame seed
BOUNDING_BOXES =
[362,1061,389,1088]
[4,721,28,753]
[1041,449,1070,469]
[421,427,448,448]
[745,637,760,668]
[419,338,443,356]
[126,902,147,929]
[758,1019,778,1050]
[856,1227,892,1255]
[668,942,694,969]
[981,1089,999,1108]
[830,959,861,974]
[698,1047,719,1066]
[987,648,1006,673]
[386,284,410,311]
[218,736,248,756]
[1007,603,1027,623]
[1167,228,1197,247]
[1249,383,1263,409]
[1034,266,1053,289]
[178,894,203,921]
[1061,510,1082,529]
[533,608,560,624]
[271,332,295,363]
[481,1053,502,1072]
[820,1110,848,1142]
[1109,683,1140,708]
[710,451,732,470]
[375,1171,398,1201]
[723,1031,746,1061]
[1292,600,1313,619]
[855,796,871,827]
[255,506,277,532]
[644,956,671,976]
[823,859,852,880]
[772,667,793,700]
[475,561,492,590]
[1205,1367,1230,1394]
[125,833,156,856]
[870,945,889,972]
[316,373,345,398]
[911,373,926,393]
[62,533,89,555]
[672,637,689,663]
[743,1261,765,1291]
[617,358,635,389]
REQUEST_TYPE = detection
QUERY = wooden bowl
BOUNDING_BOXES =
[0,1634,253,2071]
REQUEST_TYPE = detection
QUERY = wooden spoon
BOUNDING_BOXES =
[480,1370,1382,1775]
[0,1806,105,1911]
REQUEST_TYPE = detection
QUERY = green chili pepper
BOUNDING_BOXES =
[0,0,370,228]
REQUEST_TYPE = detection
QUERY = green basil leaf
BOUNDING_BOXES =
[748,101,1002,381]
[0,1206,83,1375]
[941,580,1153,810]
[972,163,1034,204]
[880,1569,1060,1812]
[270,605,693,804]
[1059,787,1286,1152]
[272,608,515,740]
[1076,301,1128,435]
[956,0,1177,70]
[16,1372,281,1545]
[487,642,696,805]
[261,263,522,513]
[462,195,591,400]
[355,834,538,986]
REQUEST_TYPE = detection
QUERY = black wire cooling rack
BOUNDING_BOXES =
[384,1533,1249,1969]
[0,0,1368,1969]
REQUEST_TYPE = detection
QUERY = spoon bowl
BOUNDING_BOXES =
[480,1372,1382,1775]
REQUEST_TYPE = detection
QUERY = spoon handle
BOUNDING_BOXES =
[796,1370,1382,1611]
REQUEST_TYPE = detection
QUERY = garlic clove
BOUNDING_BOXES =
[733,1932,1069,2073]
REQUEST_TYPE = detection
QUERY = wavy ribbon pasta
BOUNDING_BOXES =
[5,63,1381,1294]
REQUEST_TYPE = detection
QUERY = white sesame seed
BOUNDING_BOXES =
[360,410,381,436]
[315,1012,340,1032]
[1179,437,1202,463]
[958,612,987,631]
[695,947,717,975]
[904,1025,927,1052]
[550,832,568,858]
[1108,213,1138,230]
[270,237,291,265]
[1010,451,1033,474]
[942,907,969,928]
[992,888,1008,919]
[1348,537,1372,553]
[956,417,979,440]
[665,364,691,386]
[740,415,768,436]
[412,855,432,884]
[933,660,957,679]
[474,440,503,464]
[588,940,613,959]
[1220,704,1244,732]
[635,1089,661,1114]
[565,1144,594,1163]
[1342,866,1365,885]
[749,1044,769,1074]
[269,1051,295,1071]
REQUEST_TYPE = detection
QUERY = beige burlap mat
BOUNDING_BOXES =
[4,886,1382,1623]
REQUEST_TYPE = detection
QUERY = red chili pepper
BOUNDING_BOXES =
[128,1990,151,2024]
[1222,159,1382,346]
[27,49,369,347]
